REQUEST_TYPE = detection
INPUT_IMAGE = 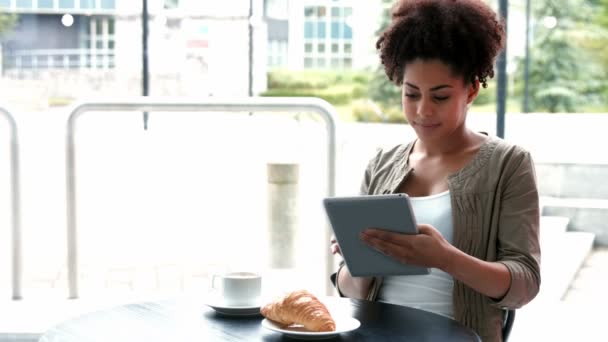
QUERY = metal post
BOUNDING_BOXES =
[496,0,509,139]
[523,0,531,113]
[65,97,338,299]
[1,107,23,300]
[248,0,254,97]
[142,0,150,129]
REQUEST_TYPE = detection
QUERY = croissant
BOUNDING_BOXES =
[260,290,336,332]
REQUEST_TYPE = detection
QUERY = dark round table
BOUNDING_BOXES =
[39,296,480,341]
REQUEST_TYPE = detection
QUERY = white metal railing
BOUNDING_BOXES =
[4,49,115,70]
[65,97,338,299]
[0,106,23,300]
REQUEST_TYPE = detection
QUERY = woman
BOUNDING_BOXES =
[330,1,541,341]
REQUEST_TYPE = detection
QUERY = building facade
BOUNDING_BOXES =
[0,0,382,105]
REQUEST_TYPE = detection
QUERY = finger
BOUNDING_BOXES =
[417,224,433,235]
[362,229,415,245]
[361,228,398,241]
[362,234,404,256]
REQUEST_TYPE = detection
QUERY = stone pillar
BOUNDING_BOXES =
[267,163,299,269]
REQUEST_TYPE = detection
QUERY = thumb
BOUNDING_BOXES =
[417,224,434,236]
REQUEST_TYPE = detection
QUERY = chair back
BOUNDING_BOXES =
[502,309,516,341]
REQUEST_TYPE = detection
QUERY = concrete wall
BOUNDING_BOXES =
[536,163,608,246]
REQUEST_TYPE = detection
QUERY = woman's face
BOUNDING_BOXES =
[401,59,479,142]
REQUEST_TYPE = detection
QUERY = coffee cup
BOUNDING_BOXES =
[211,271,262,306]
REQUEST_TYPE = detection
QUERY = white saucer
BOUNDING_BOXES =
[204,293,262,316]
[261,316,360,340]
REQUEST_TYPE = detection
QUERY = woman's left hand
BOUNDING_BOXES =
[360,224,454,270]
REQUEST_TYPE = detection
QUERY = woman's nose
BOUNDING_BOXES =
[417,98,433,117]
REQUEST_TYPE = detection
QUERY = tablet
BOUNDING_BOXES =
[323,194,430,277]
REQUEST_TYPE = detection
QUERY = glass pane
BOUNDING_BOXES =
[317,22,325,38]
[331,58,340,68]
[108,19,115,35]
[344,43,351,53]
[96,20,102,36]
[318,43,325,53]
[0,0,10,9]
[21,55,32,68]
[52,55,63,67]
[85,39,91,48]
[331,7,340,17]
[317,58,325,68]
[164,0,178,9]
[344,7,352,17]
[317,6,326,18]
[344,24,352,39]
[59,0,75,9]
[37,0,54,9]
[36,55,49,68]
[16,0,32,9]
[344,58,352,68]
[331,22,340,39]
[304,43,312,53]
[96,40,103,49]
[331,43,339,53]
[108,40,115,49]
[108,55,115,68]
[100,0,115,9]
[304,57,313,68]
[304,7,314,18]
[80,0,95,9]
[69,55,79,68]
[304,22,313,39]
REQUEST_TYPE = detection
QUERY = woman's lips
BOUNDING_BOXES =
[415,122,441,128]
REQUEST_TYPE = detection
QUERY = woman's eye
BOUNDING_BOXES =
[434,96,449,101]
[405,93,420,99]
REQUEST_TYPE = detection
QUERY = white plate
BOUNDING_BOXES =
[261,316,360,340]
[204,294,262,316]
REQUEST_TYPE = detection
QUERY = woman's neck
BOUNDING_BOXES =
[414,129,483,157]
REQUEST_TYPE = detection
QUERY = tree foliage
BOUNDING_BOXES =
[515,0,607,112]
[0,13,17,38]
[367,0,402,116]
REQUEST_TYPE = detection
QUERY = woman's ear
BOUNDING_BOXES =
[466,79,481,105]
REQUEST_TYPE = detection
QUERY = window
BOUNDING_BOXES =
[0,0,9,9]
[344,43,351,53]
[100,0,115,10]
[59,0,75,9]
[16,0,32,9]
[38,0,54,9]
[81,16,115,69]
[304,57,313,68]
[164,0,179,9]
[81,0,95,9]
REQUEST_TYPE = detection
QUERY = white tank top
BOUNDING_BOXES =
[376,190,455,318]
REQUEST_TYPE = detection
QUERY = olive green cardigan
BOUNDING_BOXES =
[333,135,541,342]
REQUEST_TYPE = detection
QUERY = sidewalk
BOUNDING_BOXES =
[510,247,608,342]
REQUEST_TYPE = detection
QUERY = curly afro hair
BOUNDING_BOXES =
[376,0,506,88]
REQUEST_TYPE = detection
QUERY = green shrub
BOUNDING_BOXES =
[474,80,497,105]
[351,100,406,124]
